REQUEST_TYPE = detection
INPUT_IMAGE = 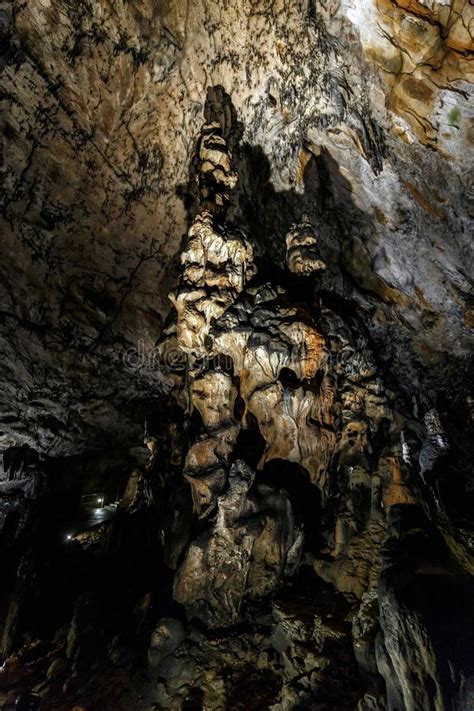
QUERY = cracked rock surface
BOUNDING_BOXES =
[0,2,473,711]
[1,0,473,454]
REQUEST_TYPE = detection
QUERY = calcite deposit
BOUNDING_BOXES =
[0,2,473,710]
[1,0,472,455]
[141,114,473,708]
[285,218,327,276]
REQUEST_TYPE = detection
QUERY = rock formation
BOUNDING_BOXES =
[0,2,473,709]
[1,0,472,456]
[142,112,473,708]
[285,217,326,276]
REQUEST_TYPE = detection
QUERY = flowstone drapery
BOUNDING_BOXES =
[159,114,393,629]
[0,88,472,711]
[142,106,473,711]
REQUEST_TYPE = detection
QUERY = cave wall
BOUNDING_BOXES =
[0,4,473,708]
[1,89,473,710]
[1,0,473,456]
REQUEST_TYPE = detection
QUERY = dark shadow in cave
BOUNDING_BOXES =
[258,459,322,554]
[176,86,398,394]
[278,367,303,390]
[181,687,205,710]
[177,85,325,263]
[203,96,474,476]
[230,142,322,261]
[230,410,266,470]
[227,404,323,554]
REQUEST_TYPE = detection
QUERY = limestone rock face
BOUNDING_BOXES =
[184,370,239,517]
[148,618,185,669]
[377,506,474,711]
[147,110,474,710]
[165,119,389,628]
[196,121,238,211]
[285,218,326,276]
[1,0,472,454]
[170,212,255,355]
[0,4,473,711]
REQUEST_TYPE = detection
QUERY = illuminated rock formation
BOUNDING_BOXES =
[0,0,472,706]
[285,217,326,276]
[169,212,255,355]
[146,106,471,711]
[184,370,239,517]
[164,115,396,629]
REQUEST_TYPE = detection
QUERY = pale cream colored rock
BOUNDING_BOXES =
[191,370,237,429]
[170,114,394,637]
[2,0,472,460]
[184,433,235,514]
[198,123,237,189]
[248,383,336,490]
[285,218,326,276]
[184,371,240,516]
[171,212,255,355]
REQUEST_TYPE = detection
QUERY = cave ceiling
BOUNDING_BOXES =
[1,0,473,456]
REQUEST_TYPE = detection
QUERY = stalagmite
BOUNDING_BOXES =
[163,114,397,627]
[1,62,472,709]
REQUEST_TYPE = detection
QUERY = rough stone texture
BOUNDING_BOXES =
[0,3,473,711]
[1,0,473,455]
[164,116,393,632]
[146,113,473,710]
[377,505,474,711]
[285,217,327,276]
[183,371,239,517]
[153,571,363,711]
[174,460,300,627]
